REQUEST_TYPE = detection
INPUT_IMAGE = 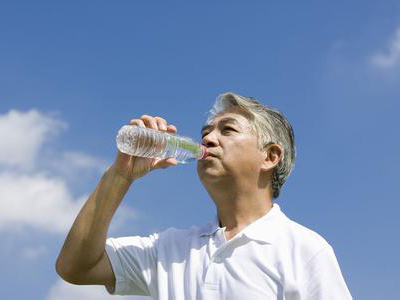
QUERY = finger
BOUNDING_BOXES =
[141,115,158,130]
[129,119,146,128]
[165,157,178,165]
[152,157,178,170]
[154,117,168,131]
[167,124,177,135]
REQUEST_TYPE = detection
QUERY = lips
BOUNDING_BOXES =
[205,151,218,158]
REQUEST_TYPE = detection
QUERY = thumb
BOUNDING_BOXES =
[153,157,179,170]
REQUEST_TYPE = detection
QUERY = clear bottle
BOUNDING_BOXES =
[116,125,208,164]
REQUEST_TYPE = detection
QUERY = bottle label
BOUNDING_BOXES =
[178,138,201,156]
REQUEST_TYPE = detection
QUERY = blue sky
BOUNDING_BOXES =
[1,1,399,299]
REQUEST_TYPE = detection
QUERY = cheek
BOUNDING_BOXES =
[227,138,259,156]
[225,140,262,166]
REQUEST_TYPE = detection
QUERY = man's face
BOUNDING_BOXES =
[197,108,266,185]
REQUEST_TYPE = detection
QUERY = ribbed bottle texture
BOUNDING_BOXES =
[116,125,207,163]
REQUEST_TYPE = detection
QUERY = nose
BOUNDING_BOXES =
[202,131,218,148]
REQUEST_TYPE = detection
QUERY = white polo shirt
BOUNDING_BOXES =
[105,204,352,299]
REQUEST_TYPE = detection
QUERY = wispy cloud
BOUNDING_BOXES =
[0,109,67,170]
[0,171,85,233]
[0,109,126,235]
[0,108,142,298]
[46,279,150,300]
[371,26,400,68]
[22,245,48,260]
[49,150,109,178]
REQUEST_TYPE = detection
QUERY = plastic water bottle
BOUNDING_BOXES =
[116,125,208,164]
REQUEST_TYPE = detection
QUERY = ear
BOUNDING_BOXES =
[261,144,283,172]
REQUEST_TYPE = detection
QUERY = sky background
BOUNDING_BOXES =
[0,1,399,299]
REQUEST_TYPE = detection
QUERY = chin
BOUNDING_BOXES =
[197,162,227,179]
[198,169,227,183]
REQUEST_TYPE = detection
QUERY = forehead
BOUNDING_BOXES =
[201,110,252,134]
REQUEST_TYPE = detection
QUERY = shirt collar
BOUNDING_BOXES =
[241,203,285,244]
[198,215,220,237]
[199,203,287,244]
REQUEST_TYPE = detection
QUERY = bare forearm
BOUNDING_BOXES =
[56,165,132,278]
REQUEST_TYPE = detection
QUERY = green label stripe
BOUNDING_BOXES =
[170,136,200,157]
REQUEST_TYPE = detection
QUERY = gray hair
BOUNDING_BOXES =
[206,92,296,199]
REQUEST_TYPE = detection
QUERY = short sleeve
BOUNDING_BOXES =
[301,246,352,299]
[105,233,159,296]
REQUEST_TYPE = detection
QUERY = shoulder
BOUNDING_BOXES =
[146,224,208,261]
[276,210,333,261]
[285,218,330,247]
[157,224,204,244]
[107,221,208,250]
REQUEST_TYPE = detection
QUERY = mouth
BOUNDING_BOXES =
[199,152,217,162]
[204,155,216,160]
[199,147,219,160]
[205,152,218,158]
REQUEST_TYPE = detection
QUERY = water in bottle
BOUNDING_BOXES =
[116,125,208,164]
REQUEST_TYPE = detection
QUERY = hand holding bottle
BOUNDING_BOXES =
[112,115,179,183]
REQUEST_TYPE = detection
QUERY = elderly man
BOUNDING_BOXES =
[56,92,352,299]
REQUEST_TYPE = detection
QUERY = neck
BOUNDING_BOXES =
[205,179,273,240]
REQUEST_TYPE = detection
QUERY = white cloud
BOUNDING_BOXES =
[0,109,67,170]
[46,279,150,300]
[0,171,84,233]
[0,109,113,234]
[371,27,400,68]
[0,166,135,234]
[50,150,109,177]
[0,108,143,300]
[62,151,108,171]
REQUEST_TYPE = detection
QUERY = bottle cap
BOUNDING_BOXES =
[199,145,208,160]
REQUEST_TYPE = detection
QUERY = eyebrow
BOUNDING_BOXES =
[200,117,240,136]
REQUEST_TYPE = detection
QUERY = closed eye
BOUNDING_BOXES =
[222,127,236,133]
[201,127,238,139]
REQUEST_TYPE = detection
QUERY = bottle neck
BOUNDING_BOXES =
[199,145,208,160]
